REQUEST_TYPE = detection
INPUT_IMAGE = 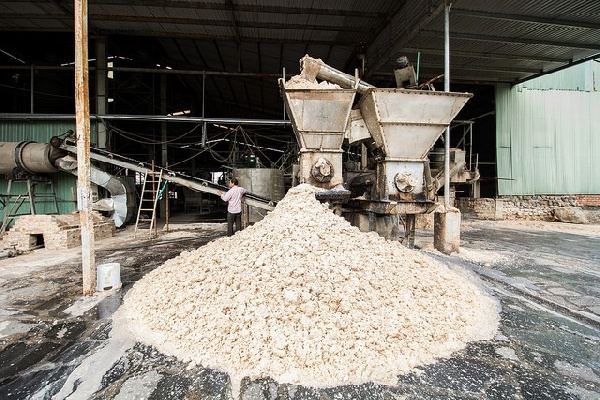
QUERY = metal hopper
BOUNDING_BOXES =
[359,89,472,160]
[357,88,472,202]
[279,79,357,188]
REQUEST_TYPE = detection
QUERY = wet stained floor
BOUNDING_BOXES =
[0,220,599,399]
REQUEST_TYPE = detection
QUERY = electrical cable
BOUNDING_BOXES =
[107,120,203,145]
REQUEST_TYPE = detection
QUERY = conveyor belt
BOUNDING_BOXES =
[59,143,276,211]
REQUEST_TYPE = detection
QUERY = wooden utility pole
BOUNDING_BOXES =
[74,0,96,295]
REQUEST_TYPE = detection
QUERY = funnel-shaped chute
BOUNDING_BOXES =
[279,80,356,151]
[359,89,472,159]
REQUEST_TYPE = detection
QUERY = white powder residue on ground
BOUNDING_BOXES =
[455,247,513,267]
[462,219,600,237]
[118,184,499,392]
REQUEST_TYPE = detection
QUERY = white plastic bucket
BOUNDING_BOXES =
[97,263,122,292]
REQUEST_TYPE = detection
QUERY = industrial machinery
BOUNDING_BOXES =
[280,55,473,245]
[234,168,285,223]
[0,137,276,231]
[279,64,358,193]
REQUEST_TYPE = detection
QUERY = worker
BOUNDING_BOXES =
[216,178,248,236]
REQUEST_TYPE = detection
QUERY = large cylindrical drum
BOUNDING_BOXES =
[0,141,62,175]
[233,168,285,223]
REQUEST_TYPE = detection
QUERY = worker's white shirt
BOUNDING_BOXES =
[220,186,248,213]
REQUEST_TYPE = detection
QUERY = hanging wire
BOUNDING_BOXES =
[237,126,279,167]
[106,120,203,145]
[103,119,297,170]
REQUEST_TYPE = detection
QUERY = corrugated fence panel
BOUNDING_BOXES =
[589,93,600,193]
[519,61,600,92]
[496,79,600,196]
[0,120,97,225]
[495,83,514,194]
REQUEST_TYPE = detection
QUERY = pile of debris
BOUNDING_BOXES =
[119,184,498,391]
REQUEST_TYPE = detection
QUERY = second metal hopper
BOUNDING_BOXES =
[359,89,472,160]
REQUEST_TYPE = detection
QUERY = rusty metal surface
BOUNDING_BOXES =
[346,198,435,215]
[298,150,344,189]
[375,160,428,201]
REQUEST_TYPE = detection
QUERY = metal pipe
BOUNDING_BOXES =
[0,141,66,174]
[201,70,207,147]
[469,123,473,171]
[300,55,375,94]
[416,52,421,85]
[202,70,206,117]
[161,74,168,166]
[58,157,136,228]
[444,1,451,208]
[95,38,107,149]
[0,113,291,125]
[282,66,286,120]
[30,65,34,114]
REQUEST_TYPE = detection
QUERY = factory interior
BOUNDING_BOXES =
[0,1,599,399]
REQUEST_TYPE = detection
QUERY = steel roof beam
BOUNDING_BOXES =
[397,47,571,63]
[16,0,383,19]
[452,8,600,30]
[366,1,447,77]
[420,30,600,51]
[1,13,371,34]
[419,64,542,74]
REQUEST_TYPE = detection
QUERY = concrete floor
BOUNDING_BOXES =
[0,217,599,399]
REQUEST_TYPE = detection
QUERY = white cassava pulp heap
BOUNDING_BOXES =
[120,184,499,389]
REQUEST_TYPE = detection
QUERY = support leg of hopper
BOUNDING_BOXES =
[405,214,416,248]
[434,207,461,254]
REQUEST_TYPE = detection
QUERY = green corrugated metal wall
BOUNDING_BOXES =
[496,60,600,195]
[0,120,97,225]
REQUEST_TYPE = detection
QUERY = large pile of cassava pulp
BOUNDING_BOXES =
[119,184,499,389]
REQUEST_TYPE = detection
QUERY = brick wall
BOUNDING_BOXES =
[576,194,600,207]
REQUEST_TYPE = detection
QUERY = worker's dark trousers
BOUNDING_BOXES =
[227,212,242,236]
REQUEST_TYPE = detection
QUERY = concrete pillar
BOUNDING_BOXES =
[434,207,461,254]
[494,199,504,220]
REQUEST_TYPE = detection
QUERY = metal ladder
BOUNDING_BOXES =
[134,167,163,239]
[1,178,60,233]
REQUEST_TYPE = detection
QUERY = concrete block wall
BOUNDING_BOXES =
[3,212,115,251]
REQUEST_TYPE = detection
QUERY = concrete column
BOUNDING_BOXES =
[434,207,461,254]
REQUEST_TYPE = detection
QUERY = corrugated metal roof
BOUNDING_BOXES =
[0,0,599,118]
